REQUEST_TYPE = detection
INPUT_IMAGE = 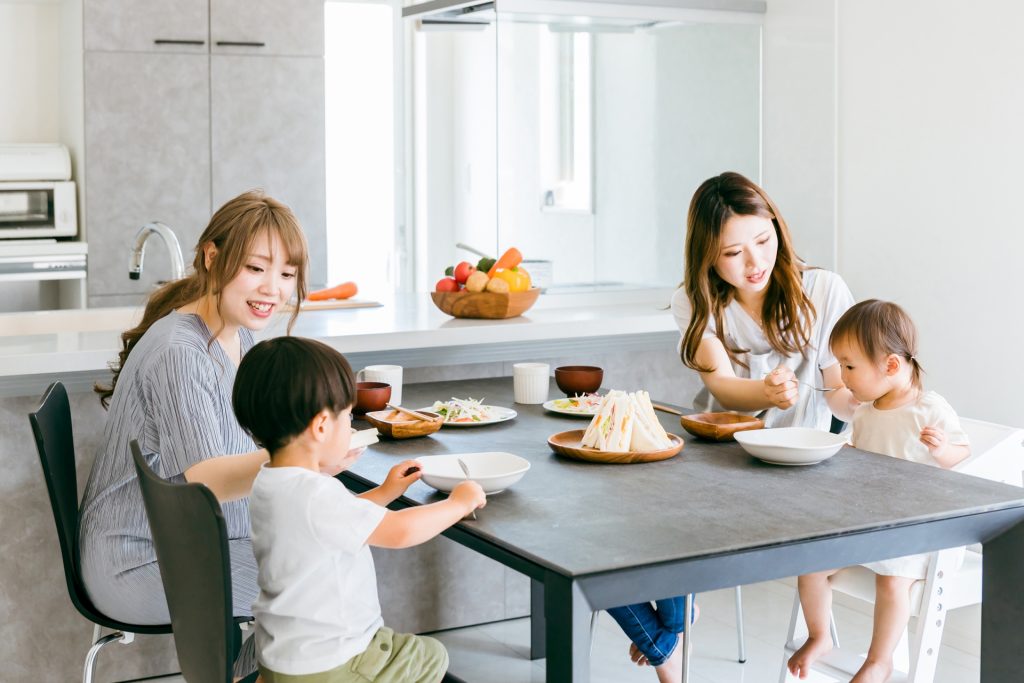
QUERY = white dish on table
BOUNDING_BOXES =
[542,395,602,417]
[417,452,530,494]
[418,404,517,427]
[734,427,848,466]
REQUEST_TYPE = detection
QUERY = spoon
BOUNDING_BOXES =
[456,458,478,520]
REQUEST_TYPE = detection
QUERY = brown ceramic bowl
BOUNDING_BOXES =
[354,382,391,415]
[430,288,541,319]
[554,366,604,397]
[679,412,764,442]
[363,409,443,439]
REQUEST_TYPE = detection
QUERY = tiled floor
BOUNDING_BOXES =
[160,580,980,682]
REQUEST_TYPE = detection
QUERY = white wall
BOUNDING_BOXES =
[0,4,61,143]
[765,0,1024,426]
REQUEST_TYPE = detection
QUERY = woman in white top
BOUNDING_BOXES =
[610,172,860,683]
[671,171,859,430]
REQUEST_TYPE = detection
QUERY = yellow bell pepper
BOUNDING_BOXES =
[494,267,531,292]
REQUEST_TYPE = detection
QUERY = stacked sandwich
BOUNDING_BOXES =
[580,390,673,452]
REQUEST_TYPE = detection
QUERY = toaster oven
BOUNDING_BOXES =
[0,181,78,239]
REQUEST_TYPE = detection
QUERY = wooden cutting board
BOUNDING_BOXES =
[283,299,383,312]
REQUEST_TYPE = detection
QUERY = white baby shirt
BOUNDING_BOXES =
[672,268,854,430]
[249,465,387,675]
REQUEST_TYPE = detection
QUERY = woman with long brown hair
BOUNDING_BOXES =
[608,172,860,683]
[80,190,310,678]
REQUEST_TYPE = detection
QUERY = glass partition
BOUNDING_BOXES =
[410,1,762,292]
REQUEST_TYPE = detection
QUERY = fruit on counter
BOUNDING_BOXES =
[453,261,476,285]
[435,277,460,293]
[464,270,490,293]
[308,281,358,301]
[493,267,531,292]
[486,247,523,277]
[484,276,510,293]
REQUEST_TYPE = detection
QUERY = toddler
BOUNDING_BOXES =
[787,299,969,683]
[232,336,486,683]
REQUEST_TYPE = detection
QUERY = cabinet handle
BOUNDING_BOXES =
[215,41,266,48]
[154,39,206,45]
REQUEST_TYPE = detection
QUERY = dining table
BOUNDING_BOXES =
[341,377,1024,682]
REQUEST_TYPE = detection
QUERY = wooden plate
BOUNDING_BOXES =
[430,288,541,319]
[547,429,684,464]
[362,410,443,439]
[679,412,764,442]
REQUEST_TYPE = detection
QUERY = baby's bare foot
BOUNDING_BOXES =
[628,642,649,666]
[787,635,832,679]
[850,658,894,683]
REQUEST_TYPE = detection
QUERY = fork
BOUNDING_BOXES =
[456,458,478,520]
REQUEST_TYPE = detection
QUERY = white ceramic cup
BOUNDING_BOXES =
[357,365,403,406]
[513,362,550,404]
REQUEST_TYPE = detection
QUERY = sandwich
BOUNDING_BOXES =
[581,390,672,452]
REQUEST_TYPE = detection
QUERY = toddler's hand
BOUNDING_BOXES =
[920,425,948,453]
[763,365,798,410]
[451,480,486,514]
[383,460,422,492]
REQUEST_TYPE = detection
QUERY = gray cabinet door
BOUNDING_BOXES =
[211,0,324,57]
[84,52,211,301]
[210,55,326,285]
[84,0,208,53]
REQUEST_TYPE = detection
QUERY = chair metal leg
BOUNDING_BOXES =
[735,585,747,663]
[681,593,694,683]
[83,630,131,683]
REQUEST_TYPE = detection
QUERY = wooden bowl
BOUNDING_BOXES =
[430,287,541,319]
[679,412,764,442]
[547,429,684,464]
[554,366,603,396]
[363,410,444,439]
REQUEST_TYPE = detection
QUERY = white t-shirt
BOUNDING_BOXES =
[671,268,854,430]
[851,391,969,467]
[249,465,387,676]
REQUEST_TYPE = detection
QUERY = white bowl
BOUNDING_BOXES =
[734,427,848,466]
[418,452,531,494]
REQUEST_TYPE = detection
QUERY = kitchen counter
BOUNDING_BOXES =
[0,288,680,396]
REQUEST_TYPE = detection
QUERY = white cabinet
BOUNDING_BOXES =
[81,0,326,304]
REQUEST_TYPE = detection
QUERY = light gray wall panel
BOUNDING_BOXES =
[84,0,208,53]
[211,0,325,57]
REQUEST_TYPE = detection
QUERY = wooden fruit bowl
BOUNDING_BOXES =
[430,287,541,319]
[679,412,764,442]
[547,429,684,464]
[362,410,443,439]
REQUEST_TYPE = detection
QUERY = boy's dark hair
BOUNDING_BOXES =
[233,336,356,454]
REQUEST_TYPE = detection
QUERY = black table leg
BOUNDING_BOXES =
[545,573,592,683]
[982,519,1024,680]
[530,578,546,660]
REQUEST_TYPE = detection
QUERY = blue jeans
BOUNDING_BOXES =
[606,596,694,667]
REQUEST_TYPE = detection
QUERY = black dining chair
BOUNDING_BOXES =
[29,381,173,683]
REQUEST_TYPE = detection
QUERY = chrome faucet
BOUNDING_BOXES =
[129,222,185,281]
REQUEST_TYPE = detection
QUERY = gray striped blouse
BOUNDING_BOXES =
[79,311,256,616]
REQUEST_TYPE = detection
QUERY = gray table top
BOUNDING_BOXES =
[345,378,1024,578]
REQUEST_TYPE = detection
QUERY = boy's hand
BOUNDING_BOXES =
[764,365,798,410]
[382,460,422,493]
[450,480,486,514]
[920,425,948,454]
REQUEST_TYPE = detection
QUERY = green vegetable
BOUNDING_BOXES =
[475,257,496,273]
[444,265,454,276]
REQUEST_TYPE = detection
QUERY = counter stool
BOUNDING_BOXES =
[29,381,174,683]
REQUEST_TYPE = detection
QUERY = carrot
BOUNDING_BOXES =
[308,281,358,301]
[487,247,523,277]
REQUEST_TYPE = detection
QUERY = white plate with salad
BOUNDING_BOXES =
[422,397,518,427]
[542,394,603,417]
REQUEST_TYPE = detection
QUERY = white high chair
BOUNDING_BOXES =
[778,417,1024,683]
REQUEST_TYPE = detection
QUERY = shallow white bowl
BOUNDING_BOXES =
[418,451,531,494]
[734,427,848,466]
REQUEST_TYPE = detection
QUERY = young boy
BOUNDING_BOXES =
[232,336,486,683]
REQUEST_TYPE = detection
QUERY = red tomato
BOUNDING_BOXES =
[453,261,476,285]
[435,277,460,293]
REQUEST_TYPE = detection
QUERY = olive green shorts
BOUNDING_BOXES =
[259,627,448,683]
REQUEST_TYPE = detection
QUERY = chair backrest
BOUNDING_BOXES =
[131,441,235,683]
[28,381,98,621]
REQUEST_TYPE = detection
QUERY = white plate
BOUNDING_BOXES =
[542,398,600,418]
[418,405,517,427]
[418,452,531,494]
[734,427,848,466]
